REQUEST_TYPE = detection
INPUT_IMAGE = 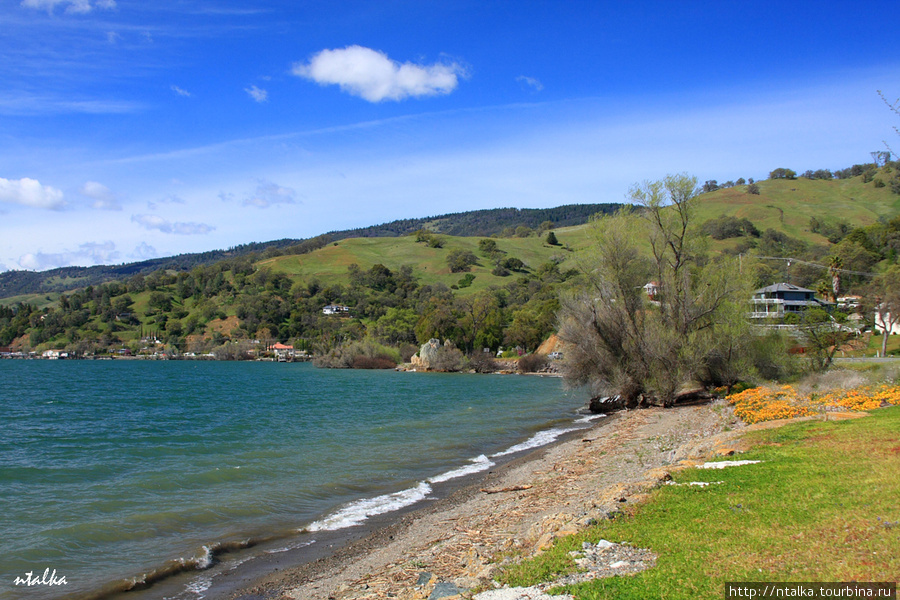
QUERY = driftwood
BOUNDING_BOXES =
[589,389,716,412]
[481,484,532,494]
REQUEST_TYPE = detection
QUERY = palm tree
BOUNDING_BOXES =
[829,256,843,302]
[816,281,832,304]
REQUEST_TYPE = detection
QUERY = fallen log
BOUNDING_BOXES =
[481,484,533,494]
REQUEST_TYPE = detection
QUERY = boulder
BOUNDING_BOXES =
[414,339,442,370]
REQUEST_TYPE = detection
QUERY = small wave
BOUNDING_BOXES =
[575,413,606,423]
[195,545,214,569]
[184,575,212,595]
[265,539,317,554]
[428,454,495,484]
[490,426,580,458]
[79,538,258,599]
[305,481,432,532]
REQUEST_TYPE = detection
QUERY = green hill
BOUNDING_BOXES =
[257,230,590,294]
[694,176,900,246]
[0,204,619,300]
[2,164,899,358]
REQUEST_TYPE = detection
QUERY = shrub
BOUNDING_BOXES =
[313,339,401,369]
[769,168,797,180]
[517,353,548,373]
[747,183,761,195]
[457,273,476,288]
[468,351,498,373]
[501,257,526,271]
[447,249,478,273]
[701,215,760,240]
[478,238,498,254]
[430,344,467,372]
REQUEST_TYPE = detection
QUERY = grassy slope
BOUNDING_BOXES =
[499,406,900,599]
[695,177,900,246]
[0,292,61,310]
[257,229,595,294]
[253,175,900,295]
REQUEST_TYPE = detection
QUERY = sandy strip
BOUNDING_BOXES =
[229,402,743,600]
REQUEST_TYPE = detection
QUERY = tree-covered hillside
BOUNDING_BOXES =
[2,160,900,365]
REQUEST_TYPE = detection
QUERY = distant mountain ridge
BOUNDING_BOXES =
[0,203,620,299]
[326,204,618,239]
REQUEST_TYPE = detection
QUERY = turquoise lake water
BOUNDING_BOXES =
[0,360,594,600]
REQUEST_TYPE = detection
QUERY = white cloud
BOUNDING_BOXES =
[241,180,298,208]
[130,242,157,260]
[517,75,544,92]
[18,241,119,270]
[245,85,268,103]
[106,31,121,44]
[0,94,143,116]
[20,0,116,14]
[147,194,185,210]
[293,45,465,102]
[171,85,192,98]
[131,214,215,235]
[0,177,64,209]
[79,180,121,210]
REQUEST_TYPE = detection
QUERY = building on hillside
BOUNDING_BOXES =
[837,295,863,312]
[271,342,295,361]
[643,281,660,300]
[749,283,833,319]
[322,305,351,315]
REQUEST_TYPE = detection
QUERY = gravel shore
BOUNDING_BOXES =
[227,400,743,600]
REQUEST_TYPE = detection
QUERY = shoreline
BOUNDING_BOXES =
[87,402,601,600]
[216,401,740,600]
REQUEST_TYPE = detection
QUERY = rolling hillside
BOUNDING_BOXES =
[0,204,620,301]
[694,177,900,245]
[257,230,591,295]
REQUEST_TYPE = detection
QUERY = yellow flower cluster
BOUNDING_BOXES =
[727,384,900,424]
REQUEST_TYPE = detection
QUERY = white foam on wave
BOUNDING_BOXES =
[194,545,214,569]
[428,454,495,484]
[575,413,606,423]
[490,426,576,458]
[184,574,212,595]
[265,539,317,554]
[305,481,432,532]
[490,412,605,458]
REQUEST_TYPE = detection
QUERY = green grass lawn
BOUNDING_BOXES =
[499,406,900,599]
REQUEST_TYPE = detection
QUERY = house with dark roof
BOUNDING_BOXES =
[750,283,832,319]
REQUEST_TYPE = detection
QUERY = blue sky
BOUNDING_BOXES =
[1,0,898,272]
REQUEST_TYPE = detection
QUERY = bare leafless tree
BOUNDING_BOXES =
[878,90,899,156]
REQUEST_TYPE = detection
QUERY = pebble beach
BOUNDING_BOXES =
[228,401,744,600]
